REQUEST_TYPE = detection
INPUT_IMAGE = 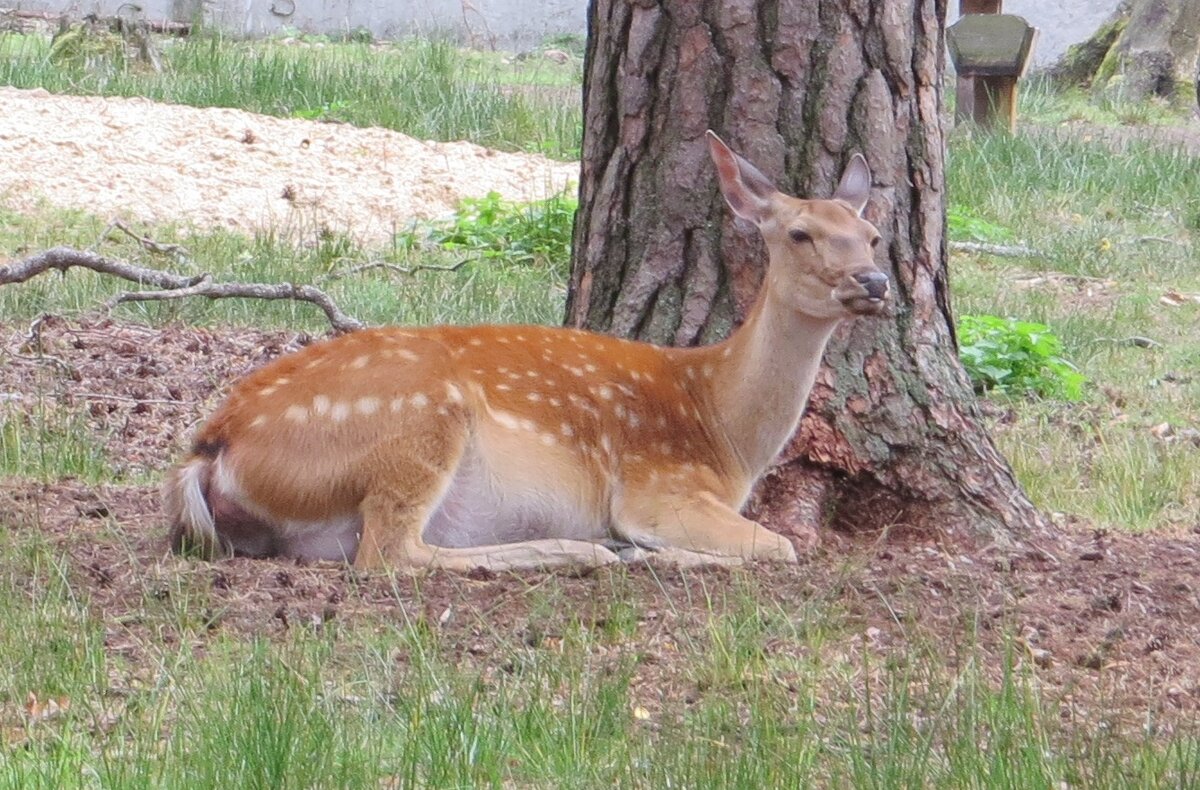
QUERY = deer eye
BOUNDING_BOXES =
[789,228,812,244]
[870,236,881,248]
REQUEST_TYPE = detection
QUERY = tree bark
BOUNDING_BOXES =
[567,0,1050,548]
[1049,0,1200,101]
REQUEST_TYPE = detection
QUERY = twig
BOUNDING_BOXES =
[0,246,364,333]
[322,258,469,281]
[949,241,1041,258]
[1134,236,1184,246]
[103,219,192,261]
[74,392,194,407]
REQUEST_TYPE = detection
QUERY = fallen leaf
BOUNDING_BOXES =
[24,692,71,723]
[1160,290,1200,307]
[1149,422,1174,440]
[632,705,651,721]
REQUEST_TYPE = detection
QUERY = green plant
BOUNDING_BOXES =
[403,191,577,270]
[947,204,1013,243]
[957,315,1086,400]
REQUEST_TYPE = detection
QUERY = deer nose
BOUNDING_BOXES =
[853,271,889,300]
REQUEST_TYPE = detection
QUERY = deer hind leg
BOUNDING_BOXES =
[355,425,619,573]
[614,489,797,564]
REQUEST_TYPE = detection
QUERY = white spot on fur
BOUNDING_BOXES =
[722,346,733,358]
[493,411,521,430]
[549,397,562,407]
[397,349,420,362]
[411,393,430,409]
[497,337,510,344]
[584,363,598,373]
[627,411,641,428]
[657,416,668,429]
[469,338,483,346]
[495,384,511,392]
[599,435,612,454]
[539,433,556,446]
[355,397,380,416]
[520,418,537,432]
[702,364,713,378]
[596,385,614,400]
[516,333,527,341]
[313,395,331,416]
[390,398,405,413]
[350,355,370,370]
[614,403,626,419]
[560,422,574,437]
[527,392,542,402]
[259,386,277,397]
[331,402,351,422]
[445,383,464,404]
[250,415,267,428]
[284,405,308,423]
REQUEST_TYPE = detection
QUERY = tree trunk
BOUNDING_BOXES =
[567,0,1050,548]
[1049,0,1200,101]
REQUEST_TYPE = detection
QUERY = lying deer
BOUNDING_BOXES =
[164,131,889,571]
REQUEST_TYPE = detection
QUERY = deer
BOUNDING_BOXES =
[163,131,889,572]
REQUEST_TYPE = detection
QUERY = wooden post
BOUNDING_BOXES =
[974,75,1017,132]
[955,0,1002,125]
[947,12,1037,133]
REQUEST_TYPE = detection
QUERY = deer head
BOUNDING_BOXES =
[707,130,889,320]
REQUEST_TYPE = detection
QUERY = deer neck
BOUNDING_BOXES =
[694,276,839,486]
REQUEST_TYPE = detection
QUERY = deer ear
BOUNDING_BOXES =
[833,153,871,215]
[706,130,776,225]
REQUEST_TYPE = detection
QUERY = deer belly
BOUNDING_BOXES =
[422,437,607,548]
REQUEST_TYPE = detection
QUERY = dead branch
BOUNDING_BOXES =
[0,246,365,333]
[321,258,469,281]
[101,219,192,261]
[949,241,1041,258]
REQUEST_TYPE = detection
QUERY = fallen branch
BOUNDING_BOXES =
[949,241,1041,258]
[322,258,469,281]
[0,246,364,333]
[101,219,192,261]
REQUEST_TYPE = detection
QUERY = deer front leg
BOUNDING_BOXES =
[614,489,797,564]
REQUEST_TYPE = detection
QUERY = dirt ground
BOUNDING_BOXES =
[2,315,1199,737]
[0,86,578,246]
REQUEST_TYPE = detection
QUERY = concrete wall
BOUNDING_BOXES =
[9,0,587,50]
[11,0,1121,63]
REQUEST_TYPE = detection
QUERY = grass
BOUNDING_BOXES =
[3,35,1200,786]
[0,535,1194,789]
[946,128,1200,532]
[0,32,581,159]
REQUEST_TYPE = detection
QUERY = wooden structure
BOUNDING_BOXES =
[948,1,1038,132]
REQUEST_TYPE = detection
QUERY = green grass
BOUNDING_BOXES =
[0,32,581,159]
[0,206,568,331]
[947,128,1200,531]
[0,533,1194,789]
[1018,74,1196,128]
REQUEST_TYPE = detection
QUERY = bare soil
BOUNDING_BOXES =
[2,316,1200,737]
[0,86,578,245]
